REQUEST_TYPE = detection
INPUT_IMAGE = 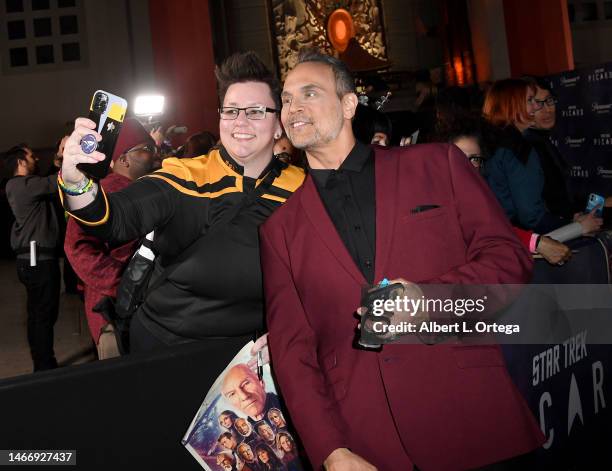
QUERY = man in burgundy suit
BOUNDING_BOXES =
[64,118,159,359]
[259,50,545,471]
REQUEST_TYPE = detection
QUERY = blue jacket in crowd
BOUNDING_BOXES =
[484,126,569,234]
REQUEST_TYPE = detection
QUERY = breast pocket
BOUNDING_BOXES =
[402,206,447,223]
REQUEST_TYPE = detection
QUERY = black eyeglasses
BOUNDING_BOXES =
[126,144,157,155]
[533,96,557,109]
[219,106,279,120]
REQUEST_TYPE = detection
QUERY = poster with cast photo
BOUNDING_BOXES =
[183,341,306,471]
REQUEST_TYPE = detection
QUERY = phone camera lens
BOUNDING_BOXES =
[93,93,108,113]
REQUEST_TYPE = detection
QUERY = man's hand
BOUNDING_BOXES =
[150,125,166,147]
[536,236,572,265]
[324,448,377,471]
[574,209,603,235]
[356,278,426,343]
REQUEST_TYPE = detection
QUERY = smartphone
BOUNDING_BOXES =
[77,90,128,179]
[585,193,605,217]
[357,282,404,349]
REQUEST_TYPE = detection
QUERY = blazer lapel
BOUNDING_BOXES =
[374,147,400,282]
[300,175,366,285]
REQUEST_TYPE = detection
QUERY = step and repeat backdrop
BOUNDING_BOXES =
[503,63,612,468]
[549,62,612,202]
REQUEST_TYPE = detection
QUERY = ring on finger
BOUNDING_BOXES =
[80,134,98,154]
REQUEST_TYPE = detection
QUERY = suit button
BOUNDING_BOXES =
[365,260,372,267]
[354,225,361,231]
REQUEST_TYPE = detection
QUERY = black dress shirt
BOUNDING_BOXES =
[310,141,376,283]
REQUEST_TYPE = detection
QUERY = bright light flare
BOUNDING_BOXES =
[134,95,165,116]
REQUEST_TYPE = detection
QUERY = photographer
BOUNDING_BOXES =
[4,145,61,371]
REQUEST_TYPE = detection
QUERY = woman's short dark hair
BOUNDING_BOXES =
[296,49,355,98]
[215,51,281,110]
[522,75,554,94]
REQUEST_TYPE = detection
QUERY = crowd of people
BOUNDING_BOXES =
[0,47,610,471]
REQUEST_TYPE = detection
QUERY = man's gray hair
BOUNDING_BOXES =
[296,49,355,98]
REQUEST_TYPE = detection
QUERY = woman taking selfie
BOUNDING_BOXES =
[58,52,304,359]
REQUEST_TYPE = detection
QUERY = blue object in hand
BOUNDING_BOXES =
[80,134,98,154]
[586,193,605,218]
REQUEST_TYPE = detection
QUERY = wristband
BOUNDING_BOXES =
[529,233,540,253]
[58,171,94,196]
[535,235,543,251]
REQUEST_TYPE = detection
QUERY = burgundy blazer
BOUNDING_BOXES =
[260,144,545,471]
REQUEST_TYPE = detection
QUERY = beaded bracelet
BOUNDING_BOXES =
[58,171,94,196]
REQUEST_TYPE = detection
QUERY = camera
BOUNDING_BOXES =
[92,92,108,114]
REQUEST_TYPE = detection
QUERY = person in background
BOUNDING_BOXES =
[64,118,159,359]
[524,76,612,212]
[483,79,602,236]
[412,68,438,142]
[445,123,572,266]
[4,145,61,371]
[352,104,392,146]
[274,132,304,168]
[182,131,217,158]
[273,133,294,156]
[149,124,173,158]
[522,77,582,218]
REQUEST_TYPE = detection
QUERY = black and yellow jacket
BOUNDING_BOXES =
[67,147,305,344]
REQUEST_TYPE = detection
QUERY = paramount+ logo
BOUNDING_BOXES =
[592,102,612,115]
[565,136,586,148]
[588,68,612,82]
[561,105,584,117]
[570,166,589,178]
[593,133,612,146]
[560,75,580,87]
[597,166,612,178]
